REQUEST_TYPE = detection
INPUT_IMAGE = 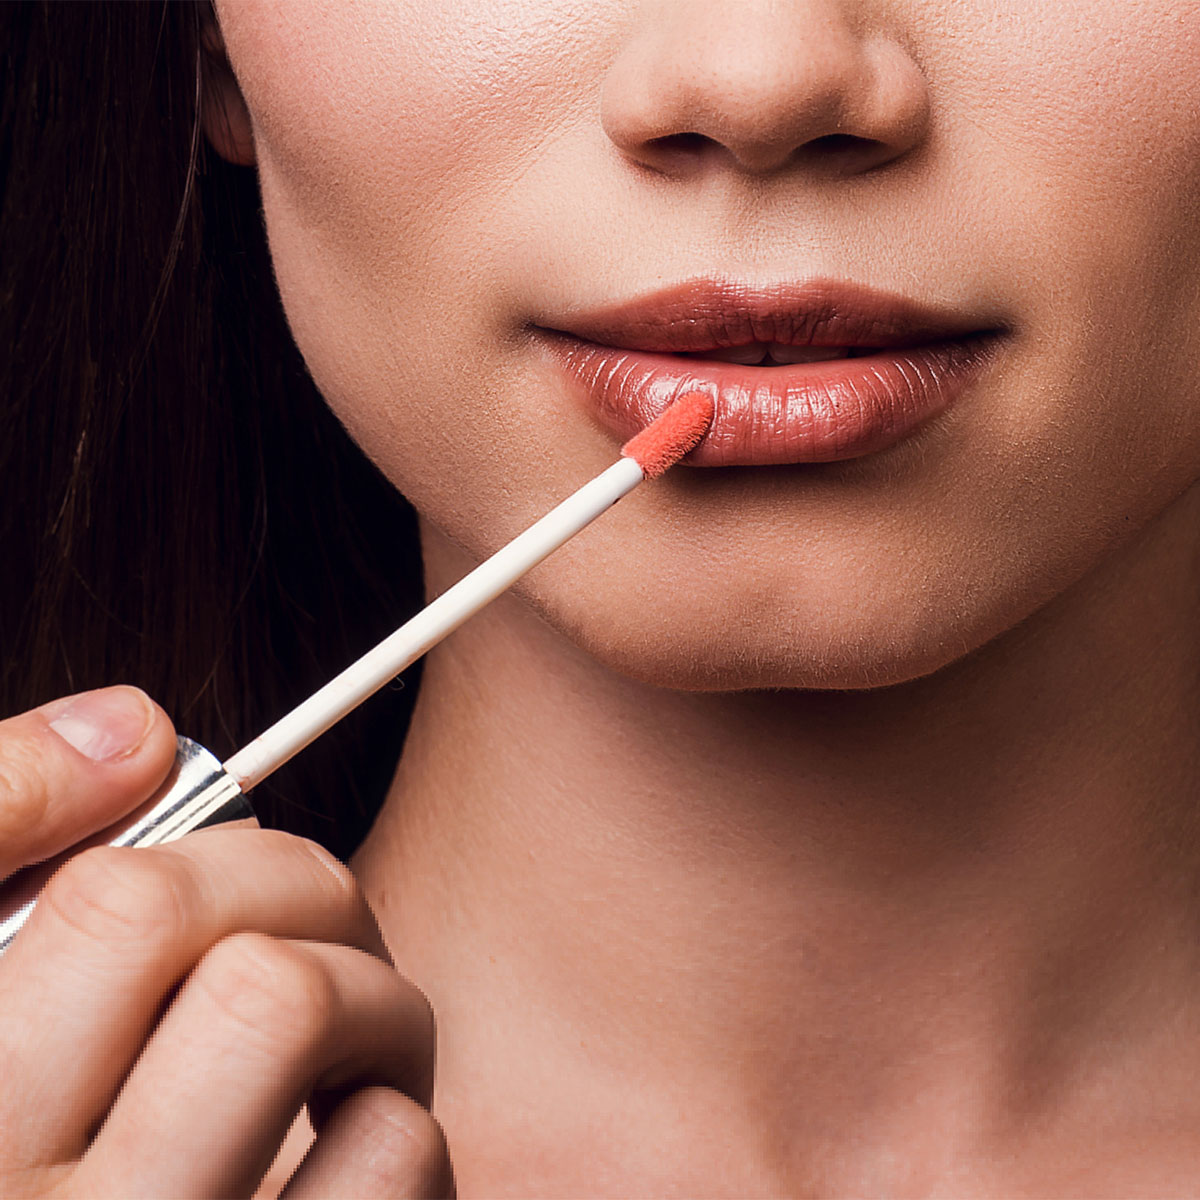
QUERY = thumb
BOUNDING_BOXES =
[0,687,177,880]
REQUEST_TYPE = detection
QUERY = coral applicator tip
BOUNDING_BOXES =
[620,390,715,479]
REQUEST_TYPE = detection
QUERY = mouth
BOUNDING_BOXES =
[535,279,1007,467]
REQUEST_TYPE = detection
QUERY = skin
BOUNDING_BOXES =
[4,0,1200,1195]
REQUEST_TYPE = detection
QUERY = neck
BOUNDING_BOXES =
[354,485,1200,1189]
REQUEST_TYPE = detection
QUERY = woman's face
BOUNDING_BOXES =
[211,0,1200,690]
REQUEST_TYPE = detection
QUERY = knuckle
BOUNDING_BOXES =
[0,743,52,848]
[197,933,337,1052]
[40,846,191,949]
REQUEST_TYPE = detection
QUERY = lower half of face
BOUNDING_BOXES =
[215,0,1200,691]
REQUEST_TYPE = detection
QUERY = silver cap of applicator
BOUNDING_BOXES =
[0,736,252,955]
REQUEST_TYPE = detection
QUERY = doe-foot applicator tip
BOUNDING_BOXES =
[620,390,715,479]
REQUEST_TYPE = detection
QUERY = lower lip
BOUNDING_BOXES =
[545,335,999,467]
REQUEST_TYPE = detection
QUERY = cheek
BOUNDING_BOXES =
[221,1,604,213]
[924,1,1200,508]
[215,0,619,506]
[931,1,1200,314]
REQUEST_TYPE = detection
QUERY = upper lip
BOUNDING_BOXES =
[538,278,999,354]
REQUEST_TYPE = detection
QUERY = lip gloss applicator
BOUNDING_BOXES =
[0,391,714,954]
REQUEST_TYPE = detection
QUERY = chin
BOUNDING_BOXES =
[530,570,1012,695]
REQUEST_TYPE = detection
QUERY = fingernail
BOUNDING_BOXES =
[43,687,156,762]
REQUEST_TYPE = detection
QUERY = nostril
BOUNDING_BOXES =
[648,131,717,156]
[808,133,867,153]
[799,133,893,171]
[787,131,889,175]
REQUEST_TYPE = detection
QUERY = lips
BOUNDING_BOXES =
[537,280,1004,467]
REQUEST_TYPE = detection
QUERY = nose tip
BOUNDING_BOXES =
[601,8,930,180]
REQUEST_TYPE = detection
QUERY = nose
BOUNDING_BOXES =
[600,1,930,178]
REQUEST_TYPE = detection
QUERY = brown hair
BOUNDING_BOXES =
[0,2,424,859]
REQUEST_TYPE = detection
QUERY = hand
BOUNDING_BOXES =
[0,687,454,1198]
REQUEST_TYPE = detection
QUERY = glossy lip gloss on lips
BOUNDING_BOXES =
[537,279,1005,467]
